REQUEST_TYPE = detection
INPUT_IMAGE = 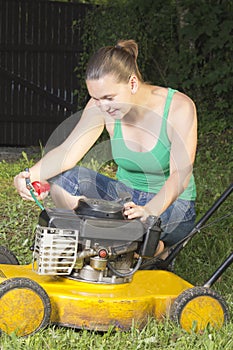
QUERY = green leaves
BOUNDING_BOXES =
[75,0,233,125]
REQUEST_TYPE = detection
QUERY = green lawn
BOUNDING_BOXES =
[0,126,232,349]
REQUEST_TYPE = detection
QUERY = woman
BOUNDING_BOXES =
[14,39,197,249]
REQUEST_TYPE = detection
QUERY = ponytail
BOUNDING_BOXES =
[85,39,143,83]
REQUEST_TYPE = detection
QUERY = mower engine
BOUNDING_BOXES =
[33,198,161,284]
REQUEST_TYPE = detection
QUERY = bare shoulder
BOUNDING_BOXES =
[171,90,196,116]
[149,86,196,125]
[169,90,197,128]
[83,98,102,115]
[81,99,115,137]
[79,98,105,125]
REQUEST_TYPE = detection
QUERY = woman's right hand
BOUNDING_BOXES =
[13,170,49,201]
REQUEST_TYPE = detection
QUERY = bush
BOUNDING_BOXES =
[75,0,233,127]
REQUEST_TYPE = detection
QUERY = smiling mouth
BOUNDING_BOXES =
[107,109,118,116]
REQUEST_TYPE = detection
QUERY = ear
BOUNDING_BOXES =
[129,75,138,94]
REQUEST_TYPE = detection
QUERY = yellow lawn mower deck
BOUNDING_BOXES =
[0,184,232,337]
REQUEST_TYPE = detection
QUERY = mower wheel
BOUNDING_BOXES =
[170,286,229,332]
[0,277,51,337]
[0,246,19,265]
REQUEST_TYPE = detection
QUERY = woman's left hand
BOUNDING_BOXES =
[123,201,152,222]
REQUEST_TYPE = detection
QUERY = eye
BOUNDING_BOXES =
[91,97,98,102]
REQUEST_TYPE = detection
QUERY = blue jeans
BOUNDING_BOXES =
[49,166,196,246]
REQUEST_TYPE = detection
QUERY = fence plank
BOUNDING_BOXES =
[0,0,90,146]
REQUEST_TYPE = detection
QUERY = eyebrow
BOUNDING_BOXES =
[91,94,116,100]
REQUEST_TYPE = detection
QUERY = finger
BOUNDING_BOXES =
[22,170,31,178]
[18,186,32,196]
[127,211,141,219]
[20,185,39,200]
[13,172,30,190]
[17,171,31,179]
[124,201,136,209]
[124,204,138,213]
[124,207,141,219]
[21,193,36,201]
[37,192,48,201]
[126,205,149,220]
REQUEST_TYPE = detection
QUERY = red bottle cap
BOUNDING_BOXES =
[32,181,50,195]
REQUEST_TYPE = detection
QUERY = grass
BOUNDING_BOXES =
[0,125,232,349]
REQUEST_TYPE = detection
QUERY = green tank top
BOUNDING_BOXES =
[110,88,196,200]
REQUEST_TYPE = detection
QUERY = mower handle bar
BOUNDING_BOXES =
[159,183,233,275]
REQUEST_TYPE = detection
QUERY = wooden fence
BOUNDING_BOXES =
[0,0,90,146]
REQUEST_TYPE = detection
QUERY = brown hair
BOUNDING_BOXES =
[85,39,143,83]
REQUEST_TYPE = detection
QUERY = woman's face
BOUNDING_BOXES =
[86,74,136,119]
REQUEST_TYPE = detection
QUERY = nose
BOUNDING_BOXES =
[96,99,110,112]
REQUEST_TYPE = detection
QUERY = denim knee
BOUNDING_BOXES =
[160,199,196,246]
[49,166,132,200]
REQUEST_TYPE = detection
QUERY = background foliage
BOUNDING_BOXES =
[75,0,233,131]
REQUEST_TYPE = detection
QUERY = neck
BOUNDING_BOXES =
[125,83,151,122]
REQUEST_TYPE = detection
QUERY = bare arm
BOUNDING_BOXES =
[14,99,105,199]
[125,92,197,219]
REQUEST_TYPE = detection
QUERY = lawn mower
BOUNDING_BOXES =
[0,178,232,337]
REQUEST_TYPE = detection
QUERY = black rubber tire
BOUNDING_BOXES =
[170,286,229,332]
[0,277,51,337]
[0,246,19,265]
